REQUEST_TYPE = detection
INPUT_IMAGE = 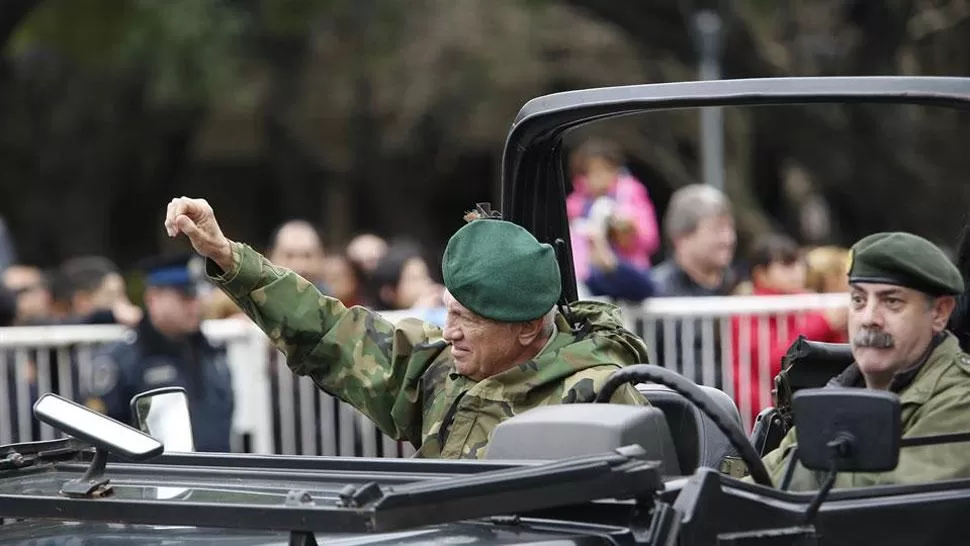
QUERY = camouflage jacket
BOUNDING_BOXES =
[209,242,651,459]
[759,331,970,491]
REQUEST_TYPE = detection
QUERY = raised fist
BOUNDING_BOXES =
[164,197,234,271]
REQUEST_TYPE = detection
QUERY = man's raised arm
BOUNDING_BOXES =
[163,196,441,441]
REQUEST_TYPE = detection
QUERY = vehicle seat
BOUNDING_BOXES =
[636,383,743,476]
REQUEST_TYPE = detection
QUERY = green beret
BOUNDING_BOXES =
[442,219,561,322]
[848,232,963,296]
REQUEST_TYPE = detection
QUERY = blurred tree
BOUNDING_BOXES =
[1,0,968,271]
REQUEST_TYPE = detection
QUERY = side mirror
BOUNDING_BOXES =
[130,387,195,453]
[793,388,901,473]
[789,388,901,526]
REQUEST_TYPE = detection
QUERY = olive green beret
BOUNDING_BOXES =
[848,232,963,296]
[442,219,561,322]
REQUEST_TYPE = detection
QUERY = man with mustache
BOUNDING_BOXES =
[163,197,649,459]
[757,231,970,490]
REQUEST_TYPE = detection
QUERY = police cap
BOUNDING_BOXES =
[137,252,204,297]
[848,232,964,297]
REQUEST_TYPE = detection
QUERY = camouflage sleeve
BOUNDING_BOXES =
[559,365,649,406]
[207,242,445,442]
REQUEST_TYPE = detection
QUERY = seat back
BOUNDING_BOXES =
[636,383,743,475]
[485,403,682,475]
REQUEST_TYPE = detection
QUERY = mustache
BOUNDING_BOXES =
[853,328,895,349]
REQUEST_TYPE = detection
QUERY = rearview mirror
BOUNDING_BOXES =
[130,387,195,453]
[793,388,901,473]
[34,393,165,498]
[34,393,163,461]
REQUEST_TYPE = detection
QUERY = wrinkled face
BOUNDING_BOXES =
[679,214,736,270]
[270,226,325,281]
[395,258,433,309]
[442,290,523,381]
[584,156,619,197]
[848,282,949,385]
[145,287,200,336]
[756,259,807,294]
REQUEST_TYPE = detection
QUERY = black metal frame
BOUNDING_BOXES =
[140,450,534,474]
[0,447,661,535]
[671,469,970,545]
[499,76,970,302]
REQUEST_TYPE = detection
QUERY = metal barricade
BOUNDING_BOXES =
[0,294,848,455]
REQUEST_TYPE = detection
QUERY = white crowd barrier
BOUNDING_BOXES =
[0,293,849,454]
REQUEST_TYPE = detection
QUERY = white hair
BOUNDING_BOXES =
[664,184,732,241]
[540,305,557,338]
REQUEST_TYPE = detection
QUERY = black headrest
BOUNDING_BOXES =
[780,335,854,391]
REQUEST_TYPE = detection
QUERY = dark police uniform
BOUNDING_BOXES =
[83,254,234,452]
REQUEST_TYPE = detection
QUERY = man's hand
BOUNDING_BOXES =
[112,300,143,328]
[164,197,235,272]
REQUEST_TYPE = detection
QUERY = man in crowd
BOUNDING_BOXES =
[164,197,648,459]
[56,255,142,326]
[346,233,387,274]
[758,232,970,489]
[651,184,737,383]
[652,184,737,298]
[2,265,53,325]
[267,220,329,292]
[84,253,234,452]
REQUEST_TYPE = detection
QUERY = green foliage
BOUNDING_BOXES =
[258,0,333,36]
[119,0,249,106]
[7,0,134,61]
[9,0,250,107]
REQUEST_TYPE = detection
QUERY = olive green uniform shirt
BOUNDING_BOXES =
[759,332,970,491]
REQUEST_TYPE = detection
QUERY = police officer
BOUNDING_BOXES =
[757,231,970,490]
[84,253,234,452]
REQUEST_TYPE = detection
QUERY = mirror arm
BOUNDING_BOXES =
[59,447,114,499]
[800,468,837,525]
[800,434,852,525]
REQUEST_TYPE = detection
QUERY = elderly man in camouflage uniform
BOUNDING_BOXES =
[164,197,649,459]
[758,231,970,490]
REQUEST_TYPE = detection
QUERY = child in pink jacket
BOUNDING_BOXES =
[567,139,660,301]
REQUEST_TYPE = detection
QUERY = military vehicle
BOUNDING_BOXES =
[2,76,970,545]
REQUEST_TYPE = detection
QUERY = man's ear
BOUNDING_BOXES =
[516,317,545,346]
[932,295,957,332]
